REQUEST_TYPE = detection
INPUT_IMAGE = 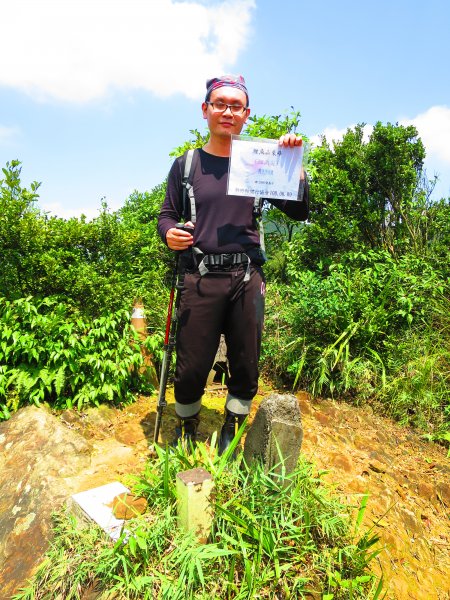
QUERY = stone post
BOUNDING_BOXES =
[243,393,303,483]
[176,468,214,544]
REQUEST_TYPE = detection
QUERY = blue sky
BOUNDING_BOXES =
[1,0,449,219]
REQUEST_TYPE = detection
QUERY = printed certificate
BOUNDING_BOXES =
[227,134,304,200]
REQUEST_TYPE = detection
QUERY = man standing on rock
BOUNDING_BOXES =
[157,74,309,454]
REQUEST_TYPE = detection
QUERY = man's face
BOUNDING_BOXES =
[202,87,250,138]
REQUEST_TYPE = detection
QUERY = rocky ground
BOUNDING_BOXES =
[1,385,449,599]
[61,384,450,599]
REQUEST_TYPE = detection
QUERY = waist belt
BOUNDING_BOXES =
[193,249,251,281]
[203,253,248,267]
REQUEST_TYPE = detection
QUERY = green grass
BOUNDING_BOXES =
[14,439,384,600]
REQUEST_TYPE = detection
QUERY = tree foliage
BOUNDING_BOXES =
[0,162,168,319]
[0,160,43,298]
[258,120,449,437]
[304,122,429,267]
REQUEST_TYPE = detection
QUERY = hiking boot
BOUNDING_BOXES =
[218,409,246,458]
[172,413,200,449]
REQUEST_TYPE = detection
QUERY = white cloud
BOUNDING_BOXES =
[39,201,95,220]
[0,125,19,144]
[400,105,450,165]
[0,0,255,103]
[310,124,373,148]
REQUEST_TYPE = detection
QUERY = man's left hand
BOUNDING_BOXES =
[278,133,303,147]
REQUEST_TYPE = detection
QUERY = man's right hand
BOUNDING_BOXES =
[166,221,195,251]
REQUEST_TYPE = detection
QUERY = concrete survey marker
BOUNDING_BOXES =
[176,468,214,543]
[71,481,130,541]
[244,393,303,479]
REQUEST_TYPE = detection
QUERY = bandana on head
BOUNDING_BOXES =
[205,75,249,105]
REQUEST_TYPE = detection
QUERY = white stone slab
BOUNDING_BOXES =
[71,481,130,541]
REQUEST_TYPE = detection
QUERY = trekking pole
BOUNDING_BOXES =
[154,224,193,444]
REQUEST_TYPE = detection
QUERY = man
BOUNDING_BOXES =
[158,75,309,454]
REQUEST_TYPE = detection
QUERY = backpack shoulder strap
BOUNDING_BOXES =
[181,148,199,224]
[253,196,265,252]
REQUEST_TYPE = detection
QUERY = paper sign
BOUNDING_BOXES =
[227,134,304,200]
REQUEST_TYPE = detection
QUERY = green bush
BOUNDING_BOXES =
[261,248,450,435]
[1,161,169,320]
[0,296,153,419]
[0,160,43,299]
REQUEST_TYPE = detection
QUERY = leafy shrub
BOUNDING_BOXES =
[304,122,427,265]
[0,160,43,299]
[118,186,174,328]
[261,248,450,435]
[379,306,450,432]
[0,296,154,419]
[1,161,169,321]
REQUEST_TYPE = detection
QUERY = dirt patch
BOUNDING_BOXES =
[60,385,449,600]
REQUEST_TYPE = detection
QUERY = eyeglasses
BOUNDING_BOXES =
[206,101,248,115]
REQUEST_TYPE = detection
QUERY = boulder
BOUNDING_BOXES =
[0,406,92,598]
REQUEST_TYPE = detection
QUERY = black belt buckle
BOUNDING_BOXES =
[221,253,234,266]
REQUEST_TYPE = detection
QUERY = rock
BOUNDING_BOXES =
[207,335,229,387]
[111,493,148,519]
[368,449,393,465]
[382,533,403,557]
[368,459,388,474]
[353,435,380,453]
[296,391,312,415]
[315,411,331,426]
[215,334,228,363]
[0,406,92,598]
[243,393,303,479]
[302,430,319,445]
[374,429,390,444]
[417,482,435,501]
[83,404,116,429]
[436,481,450,506]
[433,463,450,476]
[330,452,354,473]
[398,507,424,537]
[115,422,147,446]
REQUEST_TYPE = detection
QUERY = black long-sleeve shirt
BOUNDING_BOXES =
[158,148,309,254]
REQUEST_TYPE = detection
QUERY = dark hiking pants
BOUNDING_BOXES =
[174,264,266,418]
